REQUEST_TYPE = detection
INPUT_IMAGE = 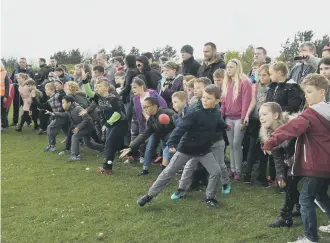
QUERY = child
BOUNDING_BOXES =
[263,74,330,243]
[136,84,228,208]
[46,95,104,161]
[249,60,265,84]
[213,68,225,88]
[183,75,195,92]
[258,102,301,228]
[318,57,330,102]
[130,78,168,175]
[221,59,252,180]
[243,64,273,185]
[119,97,176,169]
[158,61,184,107]
[54,79,66,96]
[115,71,125,93]
[16,78,39,132]
[266,61,304,113]
[91,66,105,88]
[82,76,128,174]
[186,78,198,106]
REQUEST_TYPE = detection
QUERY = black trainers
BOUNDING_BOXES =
[243,173,252,183]
[205,198,220,209]
[137,194,153,207]
[268,217,293,228]
[15,127,22,132]
[138,169,149,176]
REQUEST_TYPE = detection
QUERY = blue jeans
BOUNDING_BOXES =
[299,177,330,242]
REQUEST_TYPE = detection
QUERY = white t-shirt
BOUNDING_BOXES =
[140,92,150,121]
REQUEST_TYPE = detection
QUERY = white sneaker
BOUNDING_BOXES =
[139,157,144,164]
[287,236,317,243]
[319,223,330,233]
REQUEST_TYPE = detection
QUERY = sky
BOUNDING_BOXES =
[1,0,329,63]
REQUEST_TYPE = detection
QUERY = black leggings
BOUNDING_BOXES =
[18,111,31,129]
[103,121,128,170]
[281,176,301,219]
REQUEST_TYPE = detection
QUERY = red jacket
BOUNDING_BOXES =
[263,102,330,178]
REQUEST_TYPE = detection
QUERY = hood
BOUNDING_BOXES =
[204,53,224,66]
[310,102,330,121]
[136,56,151,72]
[259,112,299,148]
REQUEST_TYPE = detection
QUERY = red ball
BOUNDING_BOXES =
[158,114,170,125]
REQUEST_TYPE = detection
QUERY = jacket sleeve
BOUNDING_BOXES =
[263,114,310,151]
[120,70,136,98]
[167,112,195,148]
[129,125,154,150]
[272,148,287,180]
[220,97,226,119]
[282,85,303,113]
[131,105,139,137]
[86,100,97,113]
[76,107,91,130]
[241,80,252,120]
[32,97,52,111]
[53,112,69,119]
[4,74,10,97]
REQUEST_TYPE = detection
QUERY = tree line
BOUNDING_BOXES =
[1,30,328,74]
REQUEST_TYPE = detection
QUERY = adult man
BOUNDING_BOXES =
[197,42,226,83]
[10,57,34,126]
[48,57,58,72]
[136,55,161,90]
[96,54,116,85]
[181,45,201,77]
[254,47,268,63]
[34,58,49,85]
[289,42,320,84]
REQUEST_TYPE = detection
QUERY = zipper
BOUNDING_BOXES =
[291,136,299,175]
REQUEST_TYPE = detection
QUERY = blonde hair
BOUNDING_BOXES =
[186,78,196,88]
[16,73,29,80]
[65,81,80,94]
[213,69,225,79]
[23,78,36,86]
[222,59,249,100]
[172,91,188,102]
[269,61,289,77]
[45,82,56,91]
[183,75,195,83]
[260,102,285,128]
[301,73,329,92]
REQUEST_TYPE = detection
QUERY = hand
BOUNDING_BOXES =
[45,110,55,116]
[169,147,176,153]
[225,124,231,131]
[3,97,7,102]
[240,123,246,131]
[73,127,79,134]
[243,116,249,127]
[278,179,287,188]
[30,89,36,98]
[81,68,89,81]
[102,125,107,132]
[119,148,132,159]
[263,150,272,155]
[79,109,88,116]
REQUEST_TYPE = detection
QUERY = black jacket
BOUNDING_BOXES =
[265,80,304,113]
[137,56,161,90]
[129,108,176,151]
[167,101,228,156]
[120,68,139,104]
[197,54,226,83]
[182,57,201,76]
[34,64,50,85]
[10,67,34,84]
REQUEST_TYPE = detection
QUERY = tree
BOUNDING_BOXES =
[1,57,17,73]
[68,49,84,64]
[314,34,330,57]
[224,51,240,64]
[129,46,140,56]
[110,45,126,59]
[224,46,254,73]
[152,45,177,61]
[52,50,69,64]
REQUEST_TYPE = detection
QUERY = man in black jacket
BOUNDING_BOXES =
[136,56,161,90]
[34,58,49,85]
[181,45,201,77]
[197,42,226,83]
[10,57,34,126]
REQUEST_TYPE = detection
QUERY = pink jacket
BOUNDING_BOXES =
[19,85,32,111]
[221,79,252,120]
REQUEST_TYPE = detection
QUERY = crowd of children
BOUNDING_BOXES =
[1,42,330,243]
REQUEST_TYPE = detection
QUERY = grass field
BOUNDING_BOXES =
[1,127,330,243]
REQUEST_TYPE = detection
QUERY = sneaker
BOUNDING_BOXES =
[58,150,70,156]
[228,168,234,178]
[243,173,251,183]
[222,184,231,195]
[68,154,81,161]
[205,198,220,209]
[15,127,22,132]
[138,169,149,176]
[268,217,293,228]
[139,157,144,164]
[171,189,185,200]
[137,194,153,207]
[319,223,330,233]
[44,145,56,152]
[96,167,113,175]
[287,236,317,243]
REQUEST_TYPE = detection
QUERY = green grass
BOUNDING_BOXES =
[1,128,329,243]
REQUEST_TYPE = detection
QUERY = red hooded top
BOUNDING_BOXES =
[263,102,330,178]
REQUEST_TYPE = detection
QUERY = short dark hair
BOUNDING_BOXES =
[256,47,267,56]
[204,42,217,50]
[114,56,124,65]
[204,84,221,99]
[59,64,67,72]
[319,57,330,66]
[93,66,105,73]
[62,95,75,103]
[142,52,153,60]
[159,56,169,63]
[132,77,147,91]
[125,55,137,69]
[144,96,159,107]
[39,58,46,63]
[54,67,64,73]
[194,77,212,87]
[50,56,57,60]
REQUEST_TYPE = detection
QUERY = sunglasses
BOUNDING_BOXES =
[137,64,142,67]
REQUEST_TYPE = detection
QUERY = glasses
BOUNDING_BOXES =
[137,64,142,67]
